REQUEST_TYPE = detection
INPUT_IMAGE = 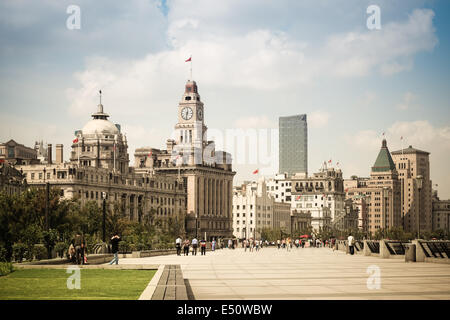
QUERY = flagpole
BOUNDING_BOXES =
[78,138,80,166]
[190,56,193,80]
[113,141,116,172]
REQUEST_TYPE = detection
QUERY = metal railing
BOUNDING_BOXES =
[384,240,410,255]
[419,240,450,259]
[366,241,380,254]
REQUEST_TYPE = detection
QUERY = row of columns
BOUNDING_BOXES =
[200,176,232,218]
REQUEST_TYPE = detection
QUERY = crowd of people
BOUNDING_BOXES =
[175,236,211,256]
[67,233,88,265]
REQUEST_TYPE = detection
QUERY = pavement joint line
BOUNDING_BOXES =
[138,264,165,300]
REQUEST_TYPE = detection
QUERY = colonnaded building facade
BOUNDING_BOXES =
[134,80,236,241]
[16,99,187,231]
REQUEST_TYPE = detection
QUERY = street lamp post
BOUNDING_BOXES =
[416,175,423,239]
[45,182,50,232]
[195,212,198,239]
[102,192,106,243]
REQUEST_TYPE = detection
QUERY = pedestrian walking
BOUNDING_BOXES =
[228,239,232,249]
[68,243,76,264]
[192,237,198,256]
[108,233,121,265]
[73,233,84,265]
[277,239,281,249]
[212,239,216,252]
[183,239,190,256]
[348,234,355,255]
[200,238,206,255]
[176,236,182,256]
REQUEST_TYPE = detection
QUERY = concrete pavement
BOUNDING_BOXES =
[118,246,450,300]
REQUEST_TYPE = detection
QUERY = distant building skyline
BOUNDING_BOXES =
[279,114,308,177]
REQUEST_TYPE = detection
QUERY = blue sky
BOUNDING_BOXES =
[0,0,449,197]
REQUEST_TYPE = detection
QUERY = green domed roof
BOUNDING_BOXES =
[371,139,396,172]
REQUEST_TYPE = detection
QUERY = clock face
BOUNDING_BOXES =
[197,108,203,120]
[181,107,193,120]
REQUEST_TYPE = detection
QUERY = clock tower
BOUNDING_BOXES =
[175,80,207,151]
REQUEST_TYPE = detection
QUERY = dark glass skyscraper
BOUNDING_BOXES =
[279,114,308,176]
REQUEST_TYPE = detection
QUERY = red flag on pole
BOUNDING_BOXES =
[253,169,259,174]
[73,137,79,144]
[296,195,301,201]
[185,56,191,62]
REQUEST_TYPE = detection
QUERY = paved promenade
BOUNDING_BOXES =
[119,247,450,300]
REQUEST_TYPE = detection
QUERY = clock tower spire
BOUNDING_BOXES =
[175,80,207,152]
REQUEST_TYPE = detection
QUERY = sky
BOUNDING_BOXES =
[0,0,449,198]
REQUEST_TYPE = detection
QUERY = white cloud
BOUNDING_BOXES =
[66,8,438,118]
[396,91,417,111]
[320,9,437,77]
[309,111,331,129]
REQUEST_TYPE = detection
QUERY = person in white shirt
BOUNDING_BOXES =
[347,234,355,255]
[192,237,198,256]
[175,236,182,256]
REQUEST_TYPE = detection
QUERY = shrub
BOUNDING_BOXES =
[0,262,14,276]
[34,245,47,261]
[118,241,129,253]
[12,243,27,263]
[25,245,35,262]
[136,242,146,251]
[54,242,67,258]
[0,246,7,262]
[128,243,137,252]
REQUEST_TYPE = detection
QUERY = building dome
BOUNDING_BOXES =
[80,102,119,135]
[81,118,119,135]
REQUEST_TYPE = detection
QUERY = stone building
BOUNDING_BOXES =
[0,139,38,165]
[290,210,312,234]
[232,180,291,239]
[17,99,187,231]
[266,173,292,203]
[344,177,370,232]
[432,192,450,232]
[134,80,235,240]
[346,139,402,235]
[0,163,27,195]
[290,166,345,232]
[273,200,292,234]
[391,146,432,233]
[332,198,359,231]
